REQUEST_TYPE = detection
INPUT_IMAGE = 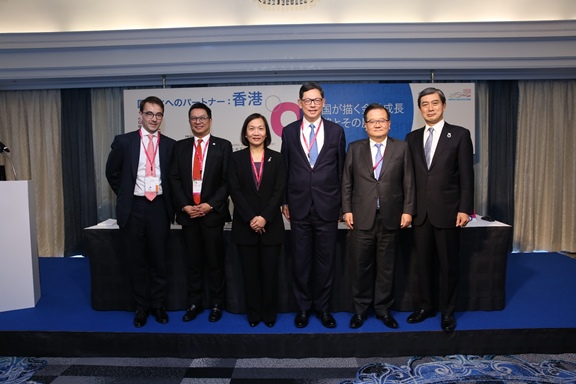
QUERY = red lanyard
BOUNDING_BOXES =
[250,150,265,189]
[139,130,160,170]
[372,145,385,171]
[301,120,322,157]
[194,137,209,176]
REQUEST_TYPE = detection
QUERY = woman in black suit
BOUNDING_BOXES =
[228,113,286,327]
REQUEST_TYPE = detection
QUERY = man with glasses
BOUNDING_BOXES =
[342,103,415,329]
[281,82,346,328]
[170,102,232,324]
[106,96,176,328]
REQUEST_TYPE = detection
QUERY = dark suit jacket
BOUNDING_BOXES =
[228,148,286,245]
[169,135,232,227]
[342,137,415,230]
[105,130,175,228]
[281,118,346,222]
[405,122,474,228]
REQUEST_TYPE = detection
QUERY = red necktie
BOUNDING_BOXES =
[192,139,203,204]
[145,134,157,201]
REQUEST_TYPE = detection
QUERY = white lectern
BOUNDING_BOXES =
[0,180,41,312]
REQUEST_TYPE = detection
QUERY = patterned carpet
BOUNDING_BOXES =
[2,354,576,383]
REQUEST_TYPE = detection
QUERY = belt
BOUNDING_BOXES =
[133,194,163,201]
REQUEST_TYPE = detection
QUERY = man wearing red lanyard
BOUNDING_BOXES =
[170,102,232,323]
[106,96,176,328]
[281,82,346,328]
[342,103,415,329]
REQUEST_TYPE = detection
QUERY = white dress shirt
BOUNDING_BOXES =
[135,127,162,196]
[369,137,387,179]
[424,120,445,162]
[300,118,324,157]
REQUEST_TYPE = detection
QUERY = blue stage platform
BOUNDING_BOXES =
[1,253,575,358]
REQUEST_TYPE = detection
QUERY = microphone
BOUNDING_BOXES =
[0,141,9,153]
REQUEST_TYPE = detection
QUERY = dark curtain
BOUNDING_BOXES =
[61,89,98,256]
[487,81,518,227]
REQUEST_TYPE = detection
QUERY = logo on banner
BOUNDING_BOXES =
[448,88,473,101]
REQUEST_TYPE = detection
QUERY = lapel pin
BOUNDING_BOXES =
[447,133,452,138]
[268,157,272,162]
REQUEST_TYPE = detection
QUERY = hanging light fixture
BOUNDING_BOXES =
[257,0,316,6]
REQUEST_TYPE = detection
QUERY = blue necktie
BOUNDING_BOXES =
[374,143,383,178]
[424,127,434,169]
[309,123,318,166]
[375,143,383,208]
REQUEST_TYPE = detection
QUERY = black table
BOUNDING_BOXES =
[83,218,512,313]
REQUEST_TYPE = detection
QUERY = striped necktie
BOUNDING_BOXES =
[424,127,434,169]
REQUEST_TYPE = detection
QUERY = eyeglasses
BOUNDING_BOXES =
[143,111,164,119]
[190,116,210,122]
[366,119,389,125]
[300,98,323,106]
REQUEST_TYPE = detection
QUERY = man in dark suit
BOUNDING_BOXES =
[281,82,346,328]
[342,103,415,329]
[169,102,232,323]
[405,87,474,332]
[106,95,175,328]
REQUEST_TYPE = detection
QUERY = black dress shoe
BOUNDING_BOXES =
[294,310,310,328]
[407,309,436,324]
[317,311,337,328]
[349,314,365,329]
[133,310,148,328]
[249,321,260,327]
[264,321,275,328]
[182,304,204,322]
[441,313,457,332]
[209,304,223,322]
[377,312,399,329]
[151,307,169,324]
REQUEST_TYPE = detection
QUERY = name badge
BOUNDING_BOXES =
[144,176,160,193]
[192,179,203,194]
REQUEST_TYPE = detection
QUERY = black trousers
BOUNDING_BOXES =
[412,216,461,315]
[181,220,226,307]
[349,211,398,316]
[290,205,338,313]
[237,243,281,323]
[120,195,170,312]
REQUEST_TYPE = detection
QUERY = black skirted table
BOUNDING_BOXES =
[83,217,512,313]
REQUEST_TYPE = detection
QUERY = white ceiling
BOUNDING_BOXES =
[1,0,575,33]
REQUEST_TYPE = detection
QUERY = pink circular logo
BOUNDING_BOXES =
[270,102,301,137]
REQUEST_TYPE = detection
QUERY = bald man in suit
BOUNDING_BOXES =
[342,103,415,329]
[405,87,474,332]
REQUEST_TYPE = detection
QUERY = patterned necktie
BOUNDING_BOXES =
[424,127,434,169]
[375,143,383,209]
[192,139,203,204]
[145,134,157,201]
[309,123,318,167]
